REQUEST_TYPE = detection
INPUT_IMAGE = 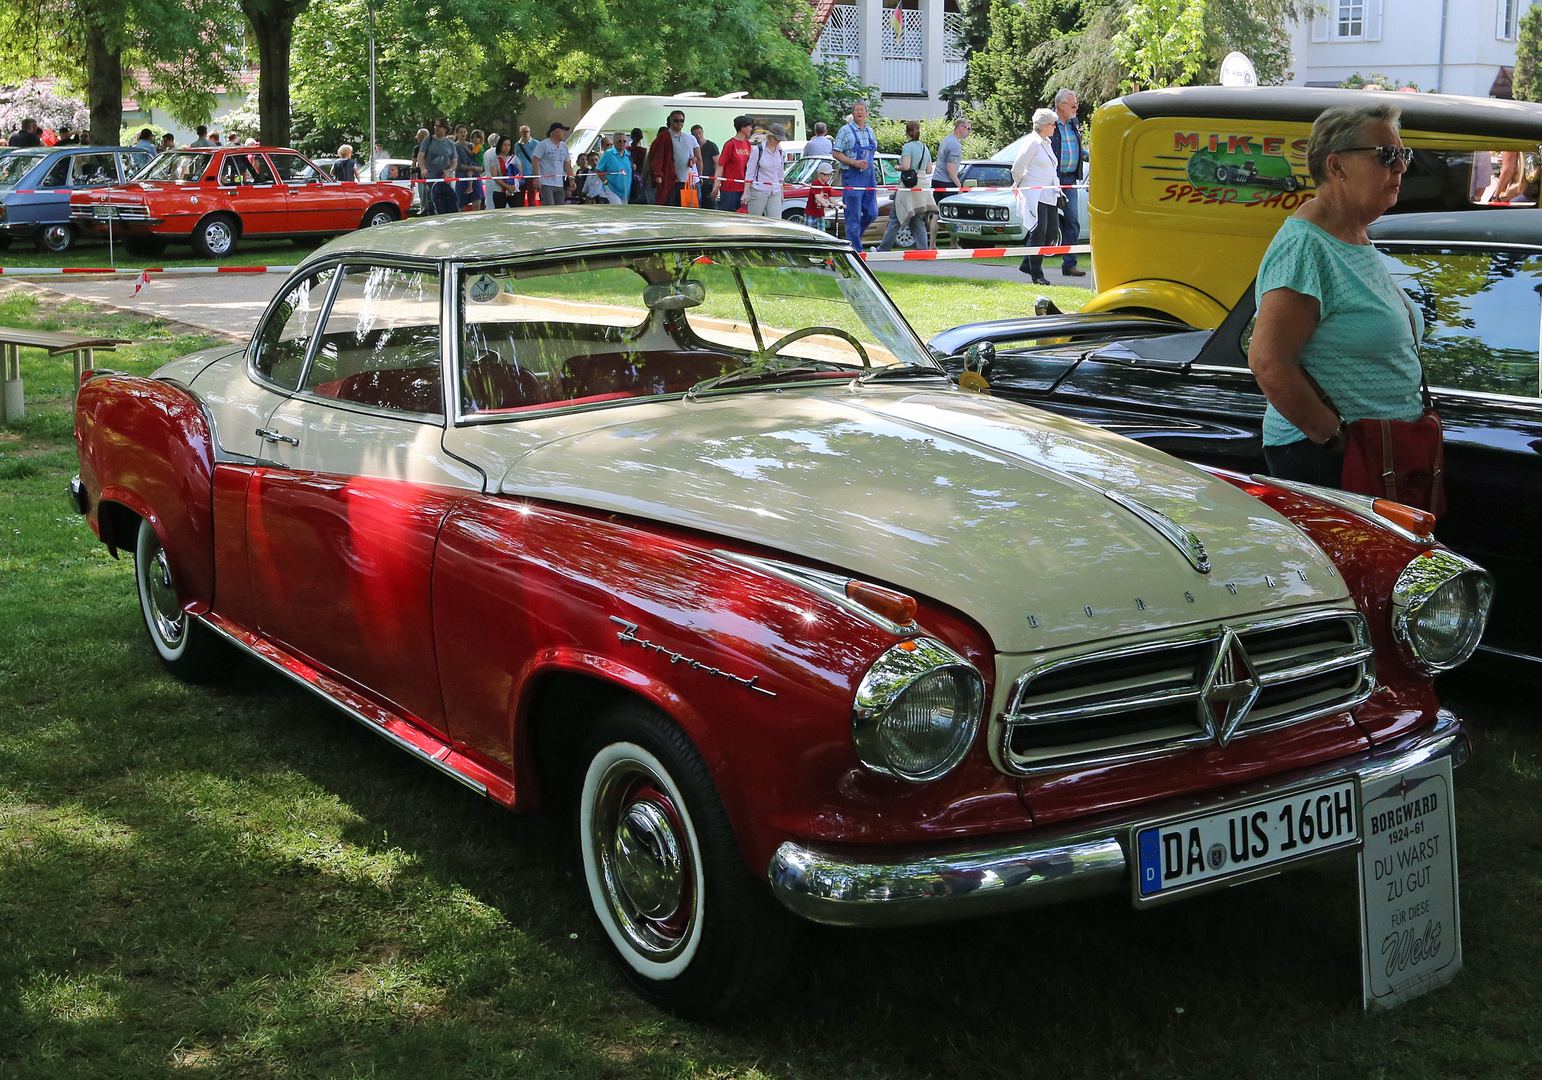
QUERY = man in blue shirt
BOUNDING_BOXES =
[833,101,880,253]
[1049,88,1089,276]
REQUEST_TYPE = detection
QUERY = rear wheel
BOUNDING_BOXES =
[781,207,807,227]
[36,223,74,253]
[361,204,399,229]
[133,518,237,682]
[190,215,237,258]
[577,700,793,1018]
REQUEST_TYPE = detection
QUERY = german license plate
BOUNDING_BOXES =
[953,222,982,234]
[1132,777,1360,905]
[92,205,116,219]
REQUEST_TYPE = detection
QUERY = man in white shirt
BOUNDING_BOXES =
[530,121,574,207]
[666,110,702,207]
[803,122,833,159]
[744,123,787,218]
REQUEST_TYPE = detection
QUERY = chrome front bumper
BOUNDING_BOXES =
[768,712,1469,928]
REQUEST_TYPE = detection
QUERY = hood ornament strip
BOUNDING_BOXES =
[1104,490,1211,574]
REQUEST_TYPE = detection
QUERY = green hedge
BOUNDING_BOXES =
[872,117,1000,160]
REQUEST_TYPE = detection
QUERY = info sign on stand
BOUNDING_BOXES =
[1357,757,1461,1010]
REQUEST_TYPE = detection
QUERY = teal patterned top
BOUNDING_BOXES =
[1255,217,1424,447]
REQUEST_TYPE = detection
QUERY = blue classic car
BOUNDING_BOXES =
[0,145,155,253]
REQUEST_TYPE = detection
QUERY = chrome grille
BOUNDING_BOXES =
[998,610,1374,775]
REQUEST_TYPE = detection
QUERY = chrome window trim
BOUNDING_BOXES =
[854,637,986,783]
[1390,548,1495,674]
[1374,239,1542,255]
[245,257,346,392]
[711,549,921,637]
[997,607,1375,777]
[279,259,448,424]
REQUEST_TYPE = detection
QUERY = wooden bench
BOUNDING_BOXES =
[0,328,133,422]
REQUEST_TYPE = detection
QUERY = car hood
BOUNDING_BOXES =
[494,386,1348,654]
[942,189,1017,208]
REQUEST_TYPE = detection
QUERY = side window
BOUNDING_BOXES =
[70,153,120,187]
[122,152,152,179]
[40,157,72,188]
[252,268,337,388]
[305,265,443,417]
[269,154,321,183]
[880,158,900,185]
[1381,246,1542,399]
[219,153,275,186]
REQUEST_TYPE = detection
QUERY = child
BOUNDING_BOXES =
[806,163,836,233]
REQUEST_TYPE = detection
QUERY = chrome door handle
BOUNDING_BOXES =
[255,427,299,446]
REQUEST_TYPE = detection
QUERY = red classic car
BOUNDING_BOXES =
[69,147,413,258]
[69,208,1489,1017]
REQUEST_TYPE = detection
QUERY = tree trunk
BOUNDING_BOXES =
[84,20,123,146]
[242,0,310,146]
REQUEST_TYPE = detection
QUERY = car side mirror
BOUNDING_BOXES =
[962,179,978,190]
[964,341,995,381]
[1035,296,1063,317]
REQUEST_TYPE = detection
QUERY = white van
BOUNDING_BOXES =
[568,93,806,157]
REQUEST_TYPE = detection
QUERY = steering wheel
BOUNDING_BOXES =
[760,325,871,370]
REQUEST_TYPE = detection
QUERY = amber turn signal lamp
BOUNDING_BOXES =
[1372,499,1436,538]
[845,580,918,626]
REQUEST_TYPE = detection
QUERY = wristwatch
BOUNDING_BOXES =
[1320,421,1349,453]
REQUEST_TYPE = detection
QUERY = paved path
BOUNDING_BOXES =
[26,251,1093,339]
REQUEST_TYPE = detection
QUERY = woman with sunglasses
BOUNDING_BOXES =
[1248,103,1423,487]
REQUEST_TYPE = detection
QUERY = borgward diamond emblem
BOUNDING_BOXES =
[1198,628,1261,747]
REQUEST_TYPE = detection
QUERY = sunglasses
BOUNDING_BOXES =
[1341,144,1414,168]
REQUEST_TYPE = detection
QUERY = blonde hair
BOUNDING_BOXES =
[1306,103,1401,184]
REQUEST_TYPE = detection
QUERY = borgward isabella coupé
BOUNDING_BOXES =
[69,208,1490,1016]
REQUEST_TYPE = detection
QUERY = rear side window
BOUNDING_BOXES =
[40,157,71,188]
[252,268,337,389]
[219,153,275,186]
[305,266,443,417]
[269,154,321,183]
[1381,246,1542,400]
[70,153,120,187]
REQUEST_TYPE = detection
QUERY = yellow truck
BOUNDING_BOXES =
[1083,86,1542,327]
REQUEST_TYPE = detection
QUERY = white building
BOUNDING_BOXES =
[1287,0,1526,96]
[810,0,968,118]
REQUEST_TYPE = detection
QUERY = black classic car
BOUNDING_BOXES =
[931,210,1542,665]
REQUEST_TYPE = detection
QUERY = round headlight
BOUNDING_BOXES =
[853,638,985,782]
[1391,550,1494,673]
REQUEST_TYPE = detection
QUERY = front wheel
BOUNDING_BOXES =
[362,204,399,229]
[134,517,238,681]
[36,223,74,253]
[190,215,237,258]
[578,700,794,1018]
[781,208,807,227]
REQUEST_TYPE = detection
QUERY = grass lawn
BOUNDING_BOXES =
[2,292,1539,1078]
[0,237,325,269]
[875,271,1085,338]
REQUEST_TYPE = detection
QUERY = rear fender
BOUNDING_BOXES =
[75,375,217,612]
[1081,280,1230,329]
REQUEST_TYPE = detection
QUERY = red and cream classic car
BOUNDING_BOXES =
[69,146,413,258]
[69,208,1490,1017]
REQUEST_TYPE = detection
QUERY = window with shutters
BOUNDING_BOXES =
[1336,0,1364,38]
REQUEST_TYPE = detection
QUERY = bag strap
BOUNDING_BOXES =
[1399,291,1433,411]
[1379,418,1397,500]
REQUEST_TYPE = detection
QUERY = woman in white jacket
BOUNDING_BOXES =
[1013,108,1063,284]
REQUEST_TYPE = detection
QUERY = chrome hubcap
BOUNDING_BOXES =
[145,546,185,646]
[205,223,232,253]
[43,225,69,249]
[593,766,694,959]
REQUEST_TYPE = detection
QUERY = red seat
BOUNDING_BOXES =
[562,351,736,401]
[310,367,443,414]
[462,356,546,411]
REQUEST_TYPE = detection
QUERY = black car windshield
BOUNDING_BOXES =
[135,151,213,183]
[457,247,939,417]
[0,151,46,187]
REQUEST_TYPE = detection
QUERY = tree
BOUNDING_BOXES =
[1110,0,1207,93]
[965,0,1083,146]
[0,0,240,144]
[240,0,310,145]
[939,0,992,116]
[1514,6,1542,102]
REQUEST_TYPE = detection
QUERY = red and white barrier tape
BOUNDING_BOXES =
[0,265,296,277]
[862,243,1090,261]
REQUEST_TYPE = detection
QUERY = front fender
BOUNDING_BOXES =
[1081,280,1230,329]
[75,375,216,612]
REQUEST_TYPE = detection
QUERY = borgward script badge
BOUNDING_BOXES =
[1198,628,1261,746]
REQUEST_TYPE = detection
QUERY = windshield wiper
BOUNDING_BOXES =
[686,360,844,400]
[856,363,947,386]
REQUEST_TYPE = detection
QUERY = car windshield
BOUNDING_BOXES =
[458,247,939,417]
[0,151,46,187]
[963,163,1013,189]
[135,151,212,183]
